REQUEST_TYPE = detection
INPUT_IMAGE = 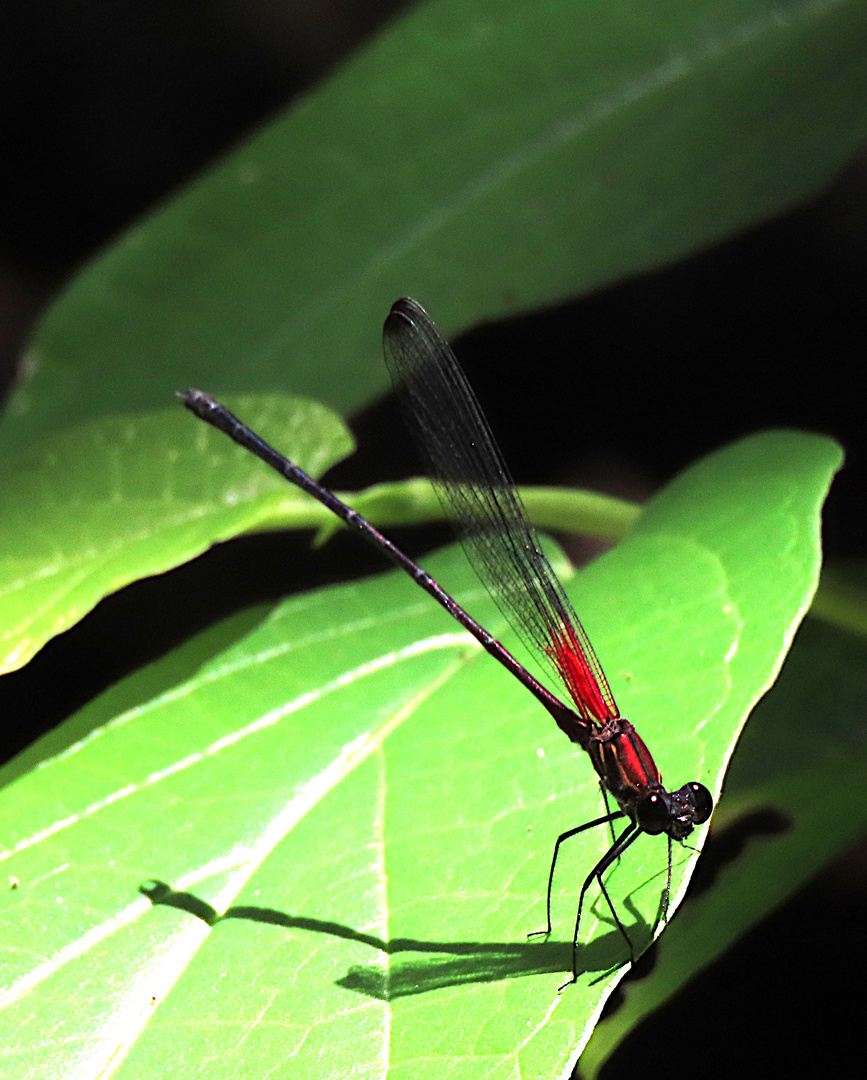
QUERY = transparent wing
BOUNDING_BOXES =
[383,298,619,725]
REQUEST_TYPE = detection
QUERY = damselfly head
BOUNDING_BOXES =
[635,781,712,839]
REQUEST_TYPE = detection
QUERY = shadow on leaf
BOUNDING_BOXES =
[139,879,651,995]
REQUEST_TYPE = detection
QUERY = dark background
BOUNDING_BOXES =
[1,3,865,1076]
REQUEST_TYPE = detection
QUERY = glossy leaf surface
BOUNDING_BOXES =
[0,431,840,1078]
[0,397,352,674]
[580,612,867,1074]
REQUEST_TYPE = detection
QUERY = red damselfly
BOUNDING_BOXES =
[180,298,713,986]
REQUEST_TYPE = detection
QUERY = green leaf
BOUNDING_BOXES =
[6,0,867,449]
[0,396,353,674]
[318,480,640,544]
[0,431,839,1078]
[0,391,636,677]
[579,610,867,1076]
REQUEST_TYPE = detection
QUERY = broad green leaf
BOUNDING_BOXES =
[0,390,636,677]
[0,396,353,674]
[579,611,867,1075]
[0,431,839,1078]
[5,0,867,448]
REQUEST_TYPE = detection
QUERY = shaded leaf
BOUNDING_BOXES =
[5,0,867,447]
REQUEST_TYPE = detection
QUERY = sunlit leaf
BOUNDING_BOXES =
[0,396,352,674]
[0,431,840,1078]
[579,611,867,1075]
